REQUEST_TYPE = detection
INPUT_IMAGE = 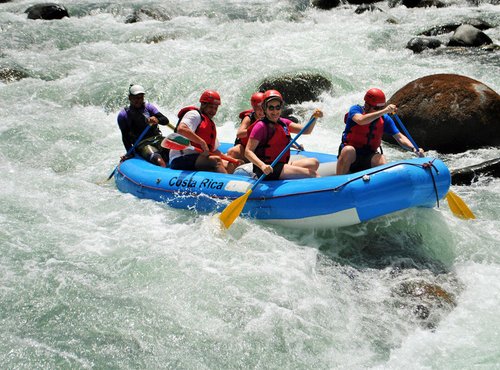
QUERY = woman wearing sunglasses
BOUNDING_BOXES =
[336,88,424,175]
[244,90,323,180]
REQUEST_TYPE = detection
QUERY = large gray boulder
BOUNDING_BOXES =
[387,74,500,153]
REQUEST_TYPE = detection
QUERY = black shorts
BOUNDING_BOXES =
[338,145,376,173]
[170,153,200,170]
[253,162,285,181]
[350,151,376,173]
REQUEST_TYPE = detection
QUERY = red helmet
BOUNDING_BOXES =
[250,92,265,108]
[199,90,221,105]
[263,89,283,106]
[364,88,386,107]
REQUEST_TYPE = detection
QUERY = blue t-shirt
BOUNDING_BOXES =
[341,105,399,144]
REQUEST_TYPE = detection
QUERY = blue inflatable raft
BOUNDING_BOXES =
[114,144,451,228]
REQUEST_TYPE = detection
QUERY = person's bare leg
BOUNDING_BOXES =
[289,157,319,172]
[279,164,318,179]
[371,153,386,168]
[336,146,356,175]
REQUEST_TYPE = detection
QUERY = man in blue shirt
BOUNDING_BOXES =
[337,88,424,175]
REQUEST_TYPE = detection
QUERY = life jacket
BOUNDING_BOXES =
[236,110,258,147]
[125,103,161,142]
[253,118,291,164]
[176,106,217,151]
[238,109,253,121]
[342,111,384,152]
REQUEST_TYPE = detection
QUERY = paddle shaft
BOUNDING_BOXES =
[105,122,152,181]
[251,115,317,190]
[393,114,419,152]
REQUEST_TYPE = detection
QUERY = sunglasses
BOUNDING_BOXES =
[267,104,282,111]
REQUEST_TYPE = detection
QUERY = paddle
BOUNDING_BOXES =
[219,112,321,229]
[100,121,152,183]
[445,191,476,219]
[161,133,239,164]
[393,113,475,220]
[292,142,305,151]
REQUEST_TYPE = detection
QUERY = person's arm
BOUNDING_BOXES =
[353,104,397,126]
[117,113,132,151]
[236,116,252,138]
[288,109,323,134]
[245,138,273,175]
[145,103,175,130]
[393,133,425,157]
[176,122,210,155]
[384,114,425,157]
[153,111,174,130]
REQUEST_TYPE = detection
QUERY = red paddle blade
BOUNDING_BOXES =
[161,138,187,150]
[161,133,191,150]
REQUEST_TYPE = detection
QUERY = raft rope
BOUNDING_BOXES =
[332,159,441,207]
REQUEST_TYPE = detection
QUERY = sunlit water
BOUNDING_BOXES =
[1,0,499,368]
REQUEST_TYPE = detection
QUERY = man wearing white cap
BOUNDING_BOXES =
[117,84,174,167]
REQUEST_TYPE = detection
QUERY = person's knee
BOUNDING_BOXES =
[310,158,320,170]
[339,146,355,160]
[212,157,227,173]
[149,152,166,167]
[227,146,239,157]
[307,168,319,178]
[228,145,246,162]
[226,161,238,174]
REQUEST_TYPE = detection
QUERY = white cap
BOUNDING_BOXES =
[129,84,145,96]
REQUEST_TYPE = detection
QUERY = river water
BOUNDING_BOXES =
[1,0,499,368]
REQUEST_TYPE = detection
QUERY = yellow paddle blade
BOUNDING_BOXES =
[446,191,476,219]
[219,189,253,229]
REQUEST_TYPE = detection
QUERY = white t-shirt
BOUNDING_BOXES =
[169,109,219,162]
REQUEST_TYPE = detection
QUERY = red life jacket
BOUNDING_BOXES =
[238,109,253,120]
[176,106,217,151]
[252,118,291,164]
[343,112,384,152]
[237,110,258,147]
